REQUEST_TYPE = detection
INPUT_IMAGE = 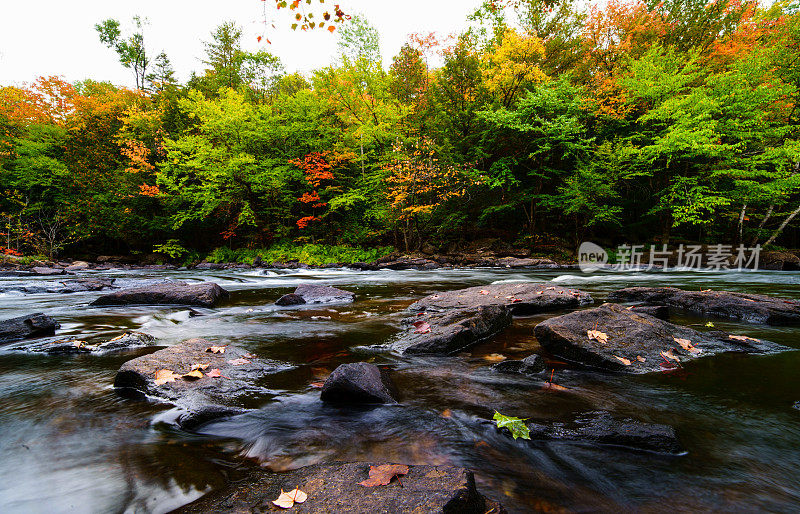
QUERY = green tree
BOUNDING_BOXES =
[95,16,150,90]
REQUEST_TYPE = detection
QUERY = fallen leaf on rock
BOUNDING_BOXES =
[191,363,210,371]
[72,341,88,348]
[636,355,646,362]
[543,382,569,391]
[108,334,127,342]
[661,349,681,364]
[511,298,523,303]
[674,337,701,354]
[701,289,713,293]
[729,334,758,342]
[183,370,203,380]
[587,330,609,344]
[545,287,556,291]
[206,368,223,378]
[705,322,715,328]
[412,320,431,334]
[493,411,531,440]
[310,381,325,389]
[479,290,489,295]
[359,464,410,487]
[205,345,227,354]
[441,409,452,418]
[484,353,506,363]
[154,369,180,386]
[614,355,632,366]
[227,358,251,366]
[272,488,308,509]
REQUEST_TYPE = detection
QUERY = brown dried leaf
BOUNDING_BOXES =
[227,358,251,366]
[661,349,680,363]
[674,337,701,354]
[359,464,409,487]
[272,488,308,509]
[729,334,758,342]
[191,363,210,371]
[636,355,646,362]
[205,345,227,354]
[412,320,431,334]
[154,369,180,386]
[479,290,489,295]
[543,382,569,391]
[484,353,506,363]
[183,370,203,380]
[614,355,632,366]
[206,368,222,378]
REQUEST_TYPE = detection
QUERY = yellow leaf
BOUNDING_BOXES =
[183,370,203,380]
[484,353,506,363]
[587,330,609,344]
[154,369,180,386]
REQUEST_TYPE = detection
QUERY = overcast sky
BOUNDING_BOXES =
[0,0,486,88]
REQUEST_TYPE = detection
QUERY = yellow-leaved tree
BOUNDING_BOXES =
[483,28,548,107]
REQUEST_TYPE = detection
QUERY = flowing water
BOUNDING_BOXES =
[1,267,799,513]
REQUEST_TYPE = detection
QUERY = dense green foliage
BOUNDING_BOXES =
[2,0,800,260]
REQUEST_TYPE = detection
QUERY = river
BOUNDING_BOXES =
[1,267,799,513]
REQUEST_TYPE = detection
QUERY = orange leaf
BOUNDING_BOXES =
[614,355,632,366]
[587,330,609,344]
[674,337,701,355]
[227,358,251,366]
[412,320,431,334]
[205,345,227,354]
[183,370,203,380]
[154,369,180,386]
[359,464,409,487]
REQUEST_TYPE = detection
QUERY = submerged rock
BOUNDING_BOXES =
[0,313,60,344]
[91,281,229,307]
[608,287,800,325]
[8,331,155,354]
[393,283,592,355]
[512,411,683,454]
[173,462,496,514]
[0,277,116,295]
[492,354,546,375]
[276,284,355,306]
[320,362,397,404]
[534,303,789,373]
[114,338,289,428]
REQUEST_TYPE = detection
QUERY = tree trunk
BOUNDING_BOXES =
[763,204,800,248]
[737,203,747,246]
[750,204,774,245]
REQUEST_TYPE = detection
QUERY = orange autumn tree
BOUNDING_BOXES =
[385,138,480,252]
[291,150,354,239]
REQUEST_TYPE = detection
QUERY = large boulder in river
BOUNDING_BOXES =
[0,313,60,344]
[393,283,592,355]
[276,284,355,306]
[759,251,800,271]
[91,281,229,307]
[320,362,397,404]
[173,462,497,514]
[534,303,789,373]
[608,286,800,325]
[115,338,290,427]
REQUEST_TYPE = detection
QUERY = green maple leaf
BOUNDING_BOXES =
[493,411,531,440]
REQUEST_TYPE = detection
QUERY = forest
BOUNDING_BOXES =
[1,0,799,263]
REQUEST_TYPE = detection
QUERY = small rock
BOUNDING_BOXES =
[492,354,546,375]
[31,267,65,276]
[320,362,397,404]
[64,261,90,271]
[91,281,229,307]
[518,411,683,454]
[276,284,355,306]
[8,332,155,354]
[0,313,60,344]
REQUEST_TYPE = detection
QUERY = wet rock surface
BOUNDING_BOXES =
[115,338,290,426]
[0,313,60,344]
[91,281,229,307]
[276,284,355,306]
[394,284,592,355]
[320,362,397,404]
[534,303,789,373]
[172,462,495,514]
[608,286,800,325]
[8,331,155,354]
[520,411,683,454]
[0,277,117,295]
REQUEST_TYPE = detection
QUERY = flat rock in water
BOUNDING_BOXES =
[521,411,683,454]
[608,287,800,325]
[393,284,592,355]
[59,278,116,292]
[0,313,60,344]
[9,332,155,354]
[115,338,289,426]
[173,462,496,514]
[276,284,355,306]
[91,281,229,307]
[31,267,65,275]
[534,303,789,373]
[320,362,397,404]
